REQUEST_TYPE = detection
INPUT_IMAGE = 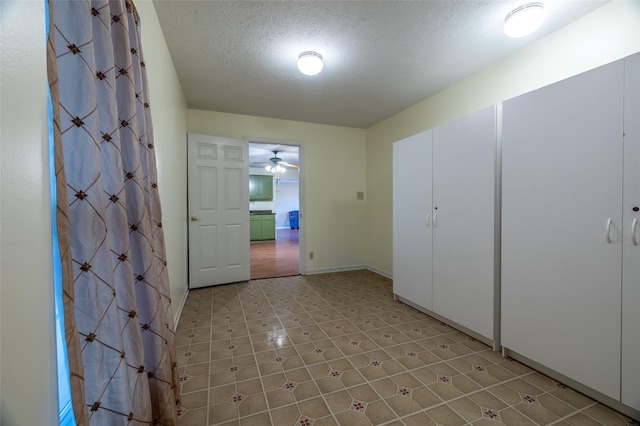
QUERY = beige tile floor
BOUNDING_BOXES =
[175,271,639,426]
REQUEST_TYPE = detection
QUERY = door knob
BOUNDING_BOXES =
[190,215,199,222]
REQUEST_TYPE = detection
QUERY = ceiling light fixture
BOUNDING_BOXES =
[504,2,545,38]
[265,150,286,174]
[265,163,285,174]
[297,51,323,76]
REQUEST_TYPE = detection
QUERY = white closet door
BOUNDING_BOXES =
[502,60,624,399]
[393,131,433,310]
[432,106,497,341]
[622,52,640,411]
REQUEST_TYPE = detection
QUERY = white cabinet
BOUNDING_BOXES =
[502,53,639,411]
[432,107,498,343]
[393,130,433,310]
[393,106,499,345]
[622,53,640,412]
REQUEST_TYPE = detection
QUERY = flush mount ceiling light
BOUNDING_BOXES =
[504,2,546,38]
[297,51,323,76]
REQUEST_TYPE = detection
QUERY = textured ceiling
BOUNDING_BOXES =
[153,0,608,129]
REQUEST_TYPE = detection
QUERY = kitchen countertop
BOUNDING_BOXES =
[250,210,274,215]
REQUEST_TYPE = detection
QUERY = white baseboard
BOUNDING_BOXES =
[305,264,366,275]
[366,265,392,280]
[304,264,392,279]
[173,285,189,328]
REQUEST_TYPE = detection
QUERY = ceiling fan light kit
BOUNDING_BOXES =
[265,164,286,173]
[504,2,546,38]
[297,51,324,76]
[264,150,299,174]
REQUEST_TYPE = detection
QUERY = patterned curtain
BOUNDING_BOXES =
[47,1,179,424]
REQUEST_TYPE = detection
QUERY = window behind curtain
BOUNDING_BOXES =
[46,1,75,423]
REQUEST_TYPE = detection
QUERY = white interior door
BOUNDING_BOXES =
[432,106,497,341]
[502,60,624,399]
[188,134,249,288]
[393,130,433,310]
[622,52,640,411]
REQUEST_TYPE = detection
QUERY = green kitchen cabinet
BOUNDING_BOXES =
[249,175,273,201]
[250,214,276,241]
[250,215,262,241]
[260,214,276,240]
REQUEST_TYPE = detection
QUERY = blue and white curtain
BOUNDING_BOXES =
[47,1,179,424]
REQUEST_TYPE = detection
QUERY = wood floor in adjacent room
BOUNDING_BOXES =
[251,228,300,280]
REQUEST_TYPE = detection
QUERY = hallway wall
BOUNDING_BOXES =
[0,1,189,423]
[1,2,56,424]
[365,1,640,276]
[189,110,368,274]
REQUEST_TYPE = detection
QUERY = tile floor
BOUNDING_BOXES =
[175,270,638,426]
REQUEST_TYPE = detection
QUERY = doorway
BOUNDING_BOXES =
[188,134,251,288]
[248,140,302,279]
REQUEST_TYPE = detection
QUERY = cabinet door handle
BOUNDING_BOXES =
[425,213,431,227]
[632,218,639,246]
[433,212,438,228]
[606,217,612,244]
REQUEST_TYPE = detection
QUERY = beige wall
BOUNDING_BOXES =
[1,2,57,424]
[188,110,368,273]
[365,1,640,276]
[2,0,638,422]
[137,0,189,321]
[0,1,188,423]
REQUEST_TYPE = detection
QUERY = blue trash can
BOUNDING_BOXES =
[288,210,299,229]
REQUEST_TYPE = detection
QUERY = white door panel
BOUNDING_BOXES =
[225,169,243,210]
[198,225,218,269]
[432,106,496,341]
[226,224,244,266]
[502,60,624,399]
[393,130,433,310]
[622,52,640,411]
[188,134,249,288]
[197,166,216,210]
